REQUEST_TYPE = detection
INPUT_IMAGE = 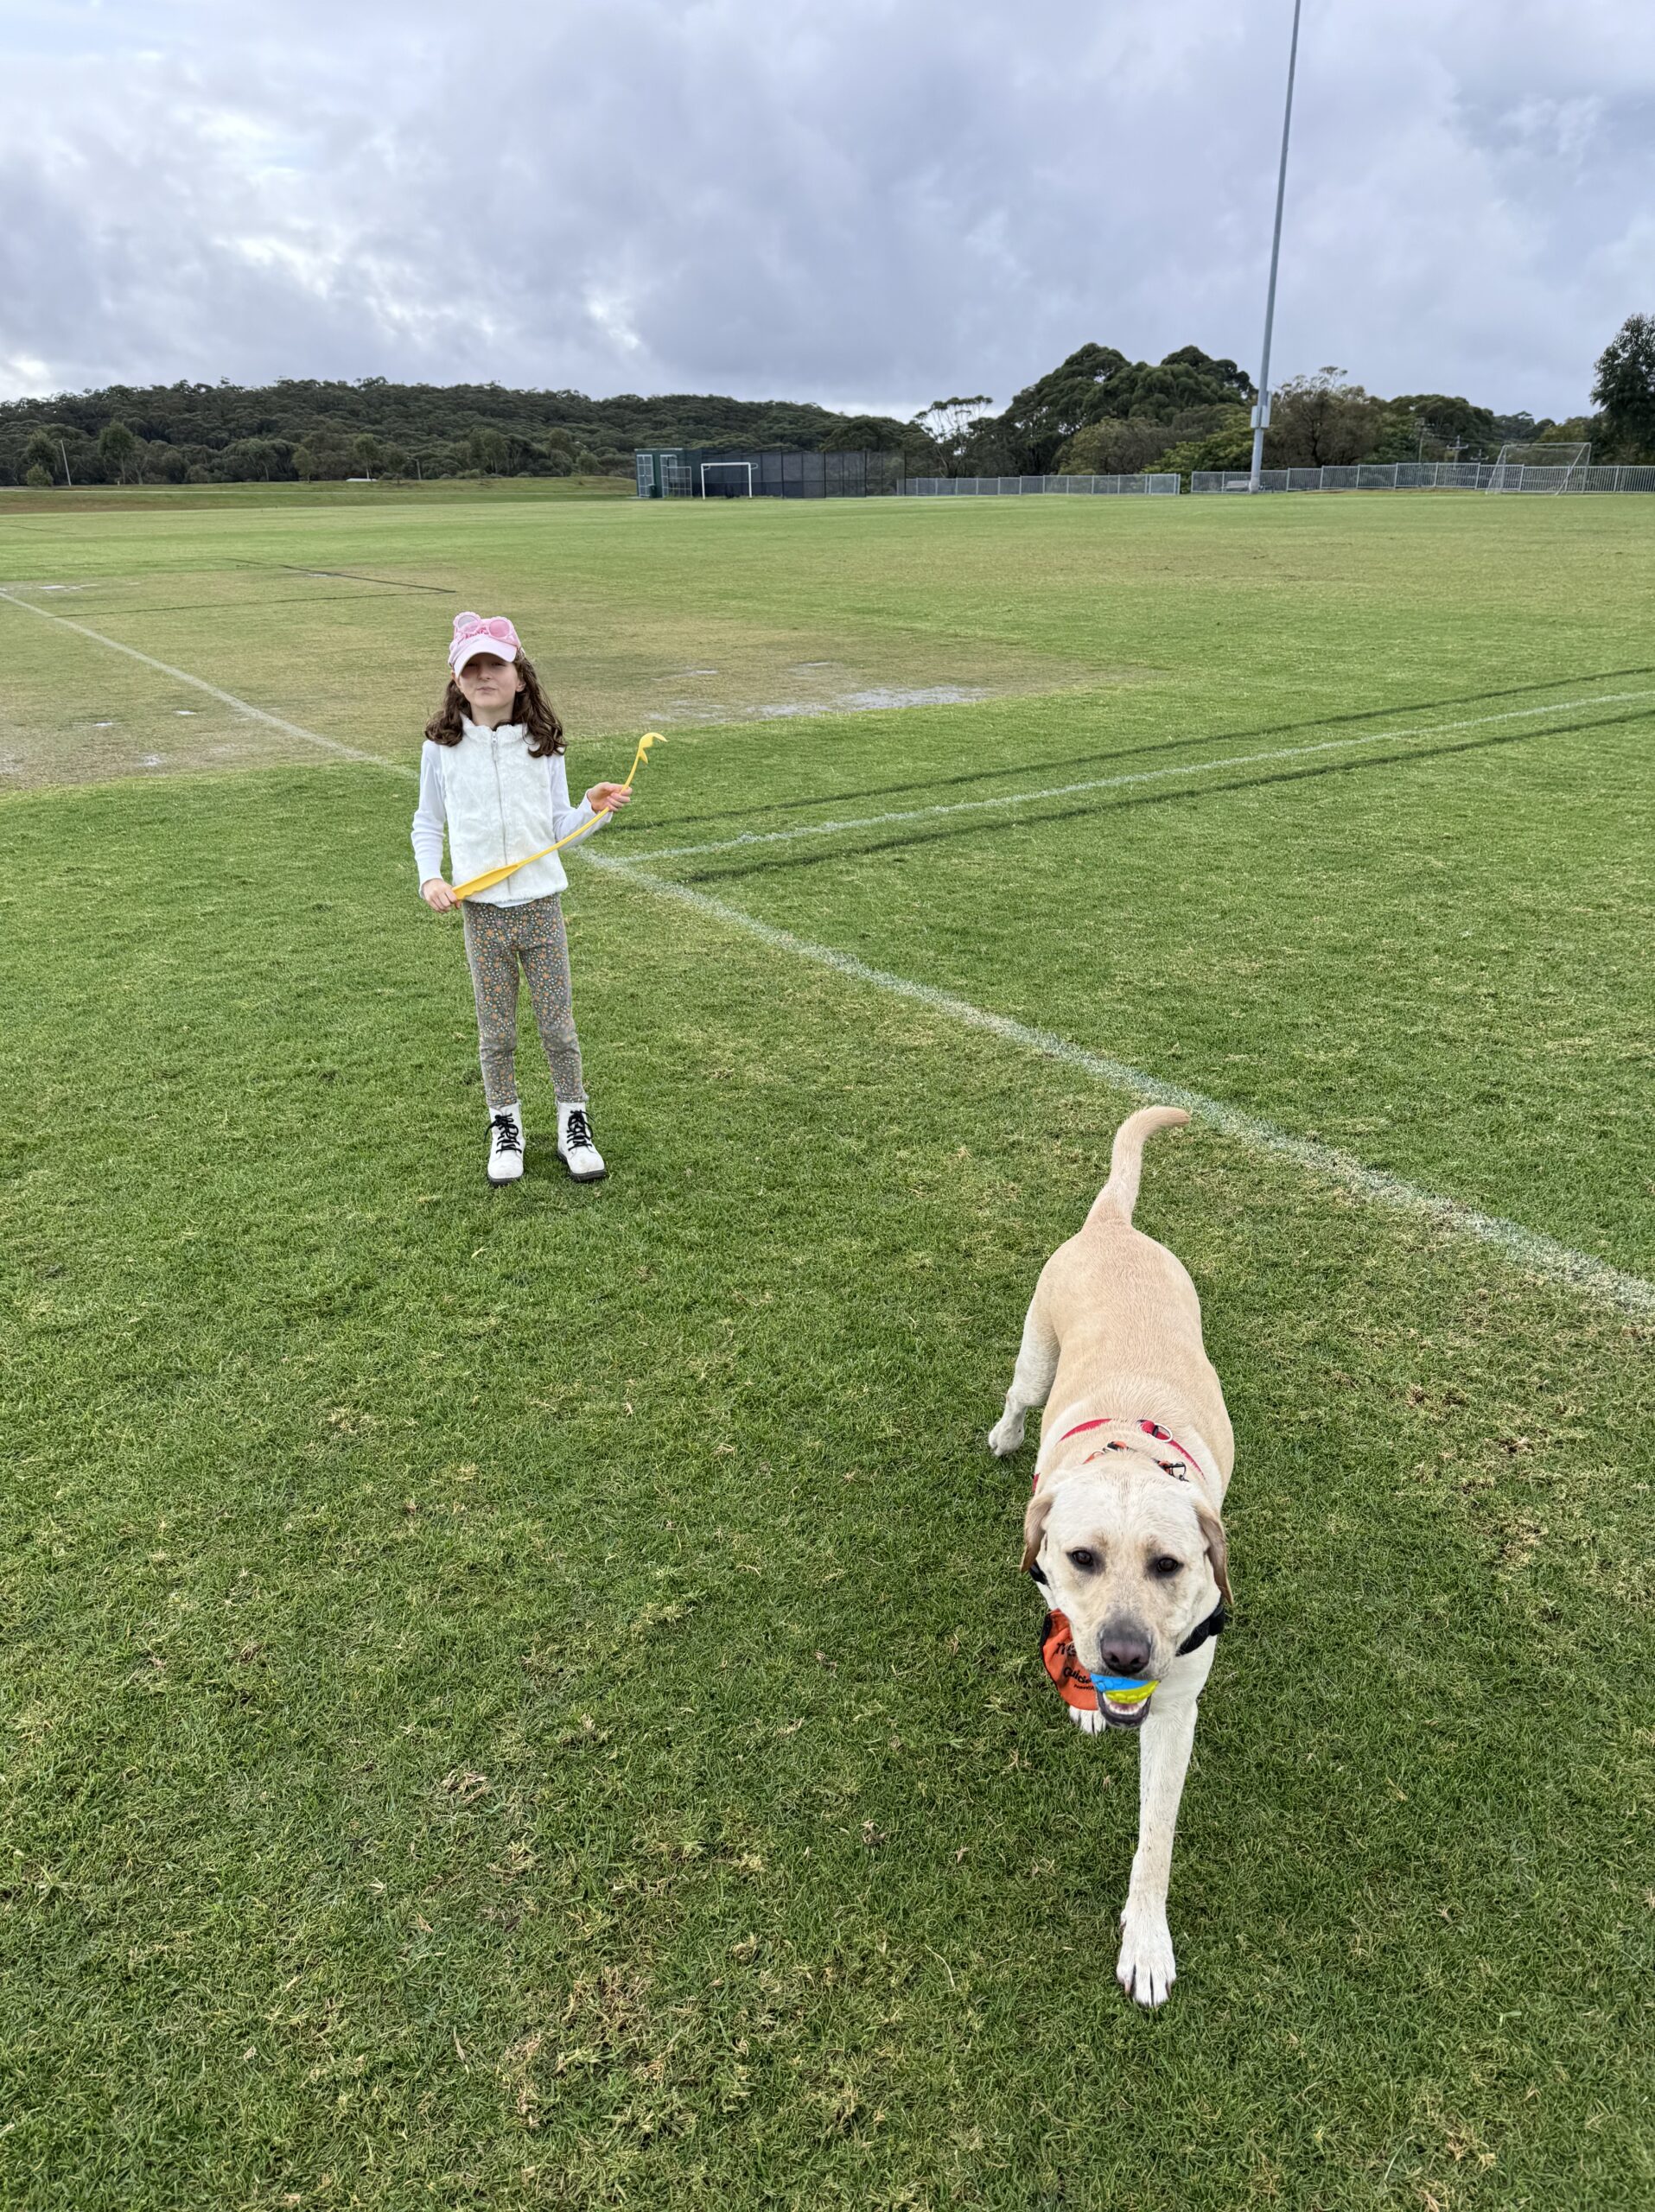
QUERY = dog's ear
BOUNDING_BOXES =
[1195,1501,1232,1606]
[1021,1486,1056,1573]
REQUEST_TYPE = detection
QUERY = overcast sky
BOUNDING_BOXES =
[3,0,1651,418]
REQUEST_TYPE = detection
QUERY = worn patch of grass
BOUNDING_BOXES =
[1,489,1652,2209]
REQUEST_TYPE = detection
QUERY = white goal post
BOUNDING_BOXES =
[1486,441,1590,494]
[699,461,754,499]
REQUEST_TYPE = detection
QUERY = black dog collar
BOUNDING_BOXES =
[1175,1599,1226,1656]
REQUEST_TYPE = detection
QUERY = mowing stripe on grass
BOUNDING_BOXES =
[617,686,1655,864]
[587,852,1655,1320]
[11,606,1646,1319]
[0,586,391,766]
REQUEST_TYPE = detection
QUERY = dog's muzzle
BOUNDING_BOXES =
[1036,1599,1226,1726]
[1090,1672,1157,1727]
[1040,1611,1154,1725]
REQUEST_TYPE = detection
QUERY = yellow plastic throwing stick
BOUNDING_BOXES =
[618,728,664,788]
[449,732,665,903]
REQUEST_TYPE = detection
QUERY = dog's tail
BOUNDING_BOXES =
[1085,1105,1191,1227]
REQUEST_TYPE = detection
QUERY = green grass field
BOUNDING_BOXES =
[2,485,1652,2210]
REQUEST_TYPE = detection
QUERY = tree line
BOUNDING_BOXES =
[914,313,1655,481]
[5,315,1653,490]
[0,378,913,490]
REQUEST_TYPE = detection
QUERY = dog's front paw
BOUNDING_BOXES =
[1116,1905,1177,2008]
[1069,1701,1106,1736]
[987,1408,1027,1457]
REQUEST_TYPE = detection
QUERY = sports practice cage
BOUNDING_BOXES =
[634,448,904,499]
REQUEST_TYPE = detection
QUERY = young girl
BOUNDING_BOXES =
[412,612,631,1185]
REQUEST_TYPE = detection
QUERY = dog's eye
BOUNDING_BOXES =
[1149,1555,1184,1579]
[1066,1547,1099,1574]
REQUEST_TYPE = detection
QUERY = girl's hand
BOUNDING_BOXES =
[586,782,633,816]
[422,877,458,912]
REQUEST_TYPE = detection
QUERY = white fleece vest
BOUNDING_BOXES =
[441,721,579,905]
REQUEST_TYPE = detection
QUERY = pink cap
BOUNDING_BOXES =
[449,611,521,675]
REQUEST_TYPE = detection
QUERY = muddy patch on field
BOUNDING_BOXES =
[609,651,1144,735]
[675,671,993,722]
[0,569,1156,792]
[0,706,344,792]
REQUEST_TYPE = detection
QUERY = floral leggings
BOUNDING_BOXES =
[461,893,586,1112]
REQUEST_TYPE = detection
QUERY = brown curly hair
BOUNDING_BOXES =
[424,652,565,755]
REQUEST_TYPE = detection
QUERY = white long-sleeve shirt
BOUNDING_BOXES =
[411,718,603,905]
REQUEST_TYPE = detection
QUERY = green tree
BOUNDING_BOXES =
[1265,368,1390,468]
[1059,415,1177,475]
[41,423,92,480]
[996,348,1123,469]
[24,462,53,489]
[1387,391,1498,460]
[219,436,283,480]
[911,397,994,476]
[1536,416,1598,448]
[1155,411,1254,484]
[24,429,59,480]
[996,345,1253,471]
[1591,313,1655,458]
[99,418,139,482]
[819,411,912,454]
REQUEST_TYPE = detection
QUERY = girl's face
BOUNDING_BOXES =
[455,652,523,726]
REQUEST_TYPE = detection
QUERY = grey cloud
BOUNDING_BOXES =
[3,0,1652,414]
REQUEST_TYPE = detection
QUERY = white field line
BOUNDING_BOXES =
[587,852,1655,1319]
[0,586,390,765]
[615,686,1655,865]
[12,602,1648,1318]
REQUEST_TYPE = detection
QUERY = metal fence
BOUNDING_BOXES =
[903,473,1181,497]
[1192,461,1655,495]
[638,448,1655,503]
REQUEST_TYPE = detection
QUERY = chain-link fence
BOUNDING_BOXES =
[1191,461,1655,495]
[638,450,1655,502]
[902,474,1181,497]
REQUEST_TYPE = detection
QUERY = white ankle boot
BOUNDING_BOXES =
[557,1102,606,1182]
[486,1104,525,1185]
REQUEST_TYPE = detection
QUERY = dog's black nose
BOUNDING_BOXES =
[1098,1629,1152,1678]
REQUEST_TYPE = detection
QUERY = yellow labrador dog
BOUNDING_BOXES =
[987,1105,1232,2007]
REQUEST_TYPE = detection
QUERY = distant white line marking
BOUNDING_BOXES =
[15,606,1645,1316]
[0,586,389,764]
[587,854,1655,1319]
[617,687,1655,864]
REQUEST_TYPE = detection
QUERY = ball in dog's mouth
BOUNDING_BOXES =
[1092,1675,1157,1728]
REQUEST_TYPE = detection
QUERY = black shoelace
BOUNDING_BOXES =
[563,1109,593,1151]
[490,1113,523,1155]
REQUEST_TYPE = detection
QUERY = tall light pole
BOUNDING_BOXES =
[1249,0,1305,492]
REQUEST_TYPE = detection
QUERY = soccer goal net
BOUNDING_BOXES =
[700,461,754,499]
[1486,441,1590,493]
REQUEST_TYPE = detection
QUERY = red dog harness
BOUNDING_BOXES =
[1032,1415,1224,1712]
[1044,1414,1206,1486]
